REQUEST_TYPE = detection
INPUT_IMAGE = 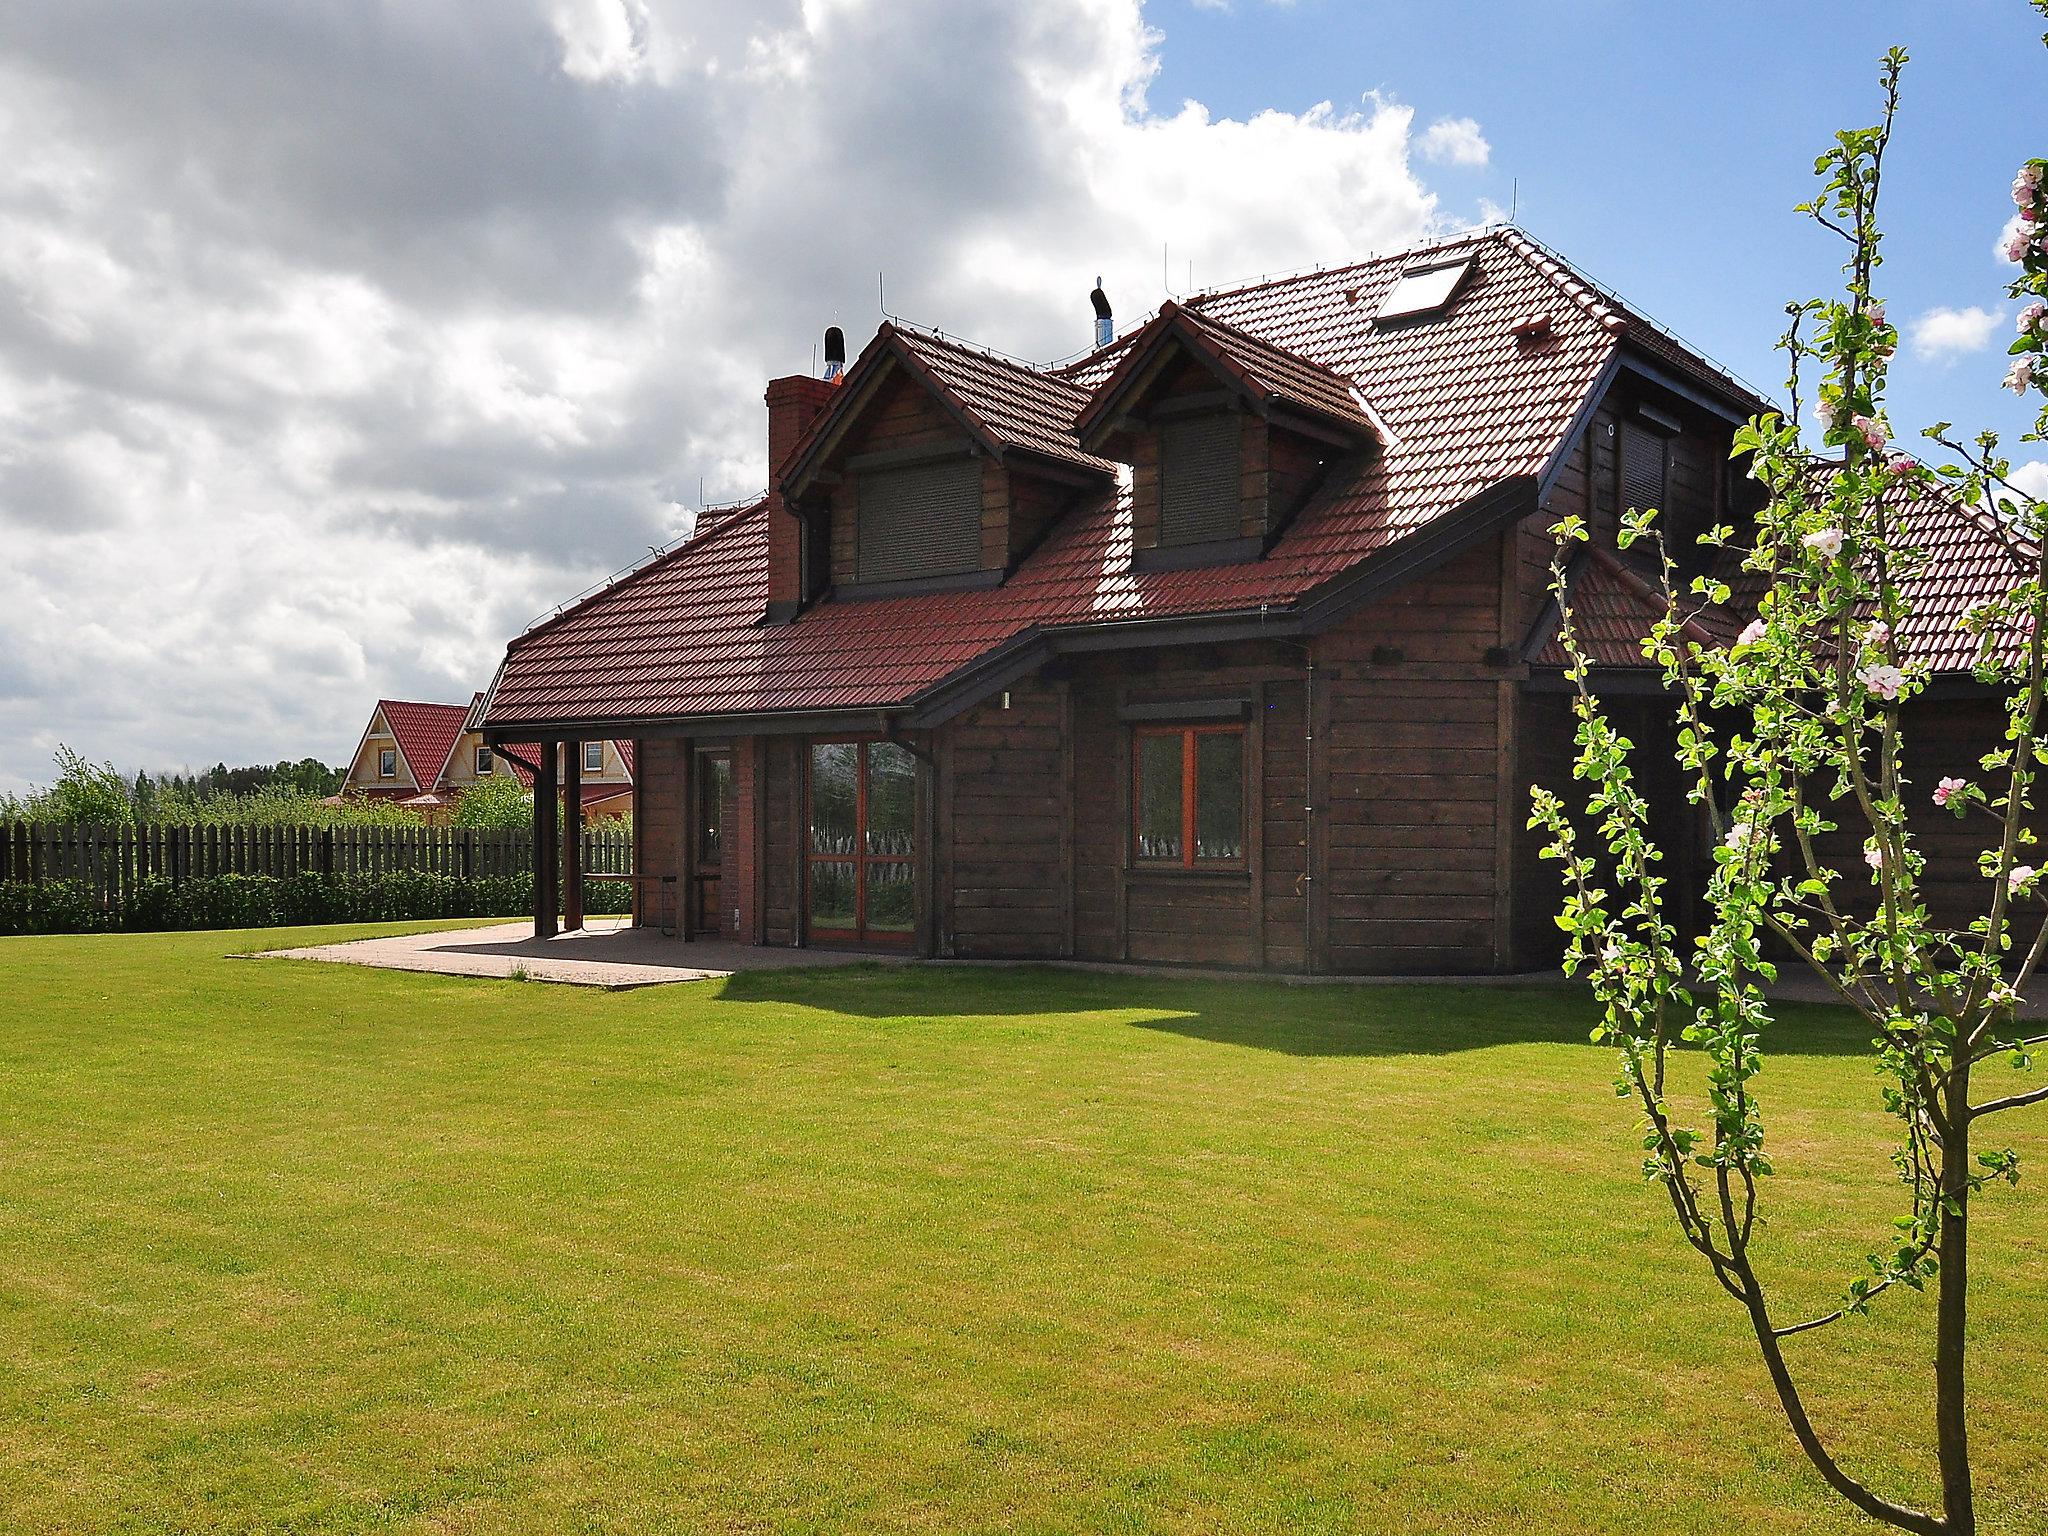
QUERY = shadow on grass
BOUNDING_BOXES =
[714,963,1876,1058]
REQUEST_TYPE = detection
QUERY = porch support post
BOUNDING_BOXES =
[534,743,558,940]
[562,739,584,931]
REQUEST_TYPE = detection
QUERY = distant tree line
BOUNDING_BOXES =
[2,746,618,832]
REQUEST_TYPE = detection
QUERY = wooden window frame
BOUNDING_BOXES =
[584,740,605,773]
[377,747,396,779]
[1130,722,1248,870]
[804,737,916,948]
[475,746,494,776]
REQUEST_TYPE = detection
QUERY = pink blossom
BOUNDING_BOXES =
[2021,301,2047,333]
[2010,864,2037,893]
[1866,301,1886,327]
[1865,620,1891,647]
[2006,226,2035,264]
[1737,618,1767,646]
[1858,663,1906,701]
[2008,358,2037,394]
[1864,845,1885,871]
[2018,164,2043,201]
[1723,824,1754,852]
[1803,527,1845,558]
[1884,453,1916,477]
[1934,776,1967,807]
[1814,397,1839,429]
[1852,414,1886,452]
[2025,205,2041,224]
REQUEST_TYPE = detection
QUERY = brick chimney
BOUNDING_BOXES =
[763,373,838,624]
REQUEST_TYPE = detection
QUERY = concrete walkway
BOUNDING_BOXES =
[247,918,898,990]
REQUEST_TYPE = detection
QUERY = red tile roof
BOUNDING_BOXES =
[482,230,1771,733]
[376,700,469,790]
[783,323,1115,491]
[1529,545,1730,668]
[1527,467,2032,673]
[1075,300,1376,443]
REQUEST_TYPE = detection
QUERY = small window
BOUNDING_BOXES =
[378,747,396,778]
[856,455,984,584]
[1159,413,1241,547]
[1375,256,1473,322]
[584,740,604,773]
[1619,419,1670,519]
[475,746,493,775]
[1132,725,1246,867]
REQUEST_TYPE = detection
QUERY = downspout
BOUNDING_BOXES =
[1303,653,1317,978]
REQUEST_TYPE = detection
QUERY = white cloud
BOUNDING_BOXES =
[1417,115,1489,167]
[0,0,1458,791]
[1908,304,2002,361]
[2009,461,2048,504]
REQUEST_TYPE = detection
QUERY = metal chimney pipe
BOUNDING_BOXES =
[1089,279,1113,349]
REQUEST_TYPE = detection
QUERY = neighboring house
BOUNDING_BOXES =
[479,226,2020,969]
[340,696,635,823]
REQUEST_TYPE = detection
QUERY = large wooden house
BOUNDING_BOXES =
[479,228,2019,970]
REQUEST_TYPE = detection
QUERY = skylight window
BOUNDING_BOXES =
[1375,256,1473,323]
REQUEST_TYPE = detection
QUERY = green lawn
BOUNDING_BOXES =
[1,924,2044,1535]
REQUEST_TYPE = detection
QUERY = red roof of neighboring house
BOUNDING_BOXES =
[376,700,469,789]
[483,229,1765,733]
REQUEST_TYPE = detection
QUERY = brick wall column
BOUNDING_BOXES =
[764,375,840,621]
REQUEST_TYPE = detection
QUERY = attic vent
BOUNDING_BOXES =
[1375,255,1474,323]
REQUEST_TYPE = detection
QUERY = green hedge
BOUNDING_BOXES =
[0,872,631,936]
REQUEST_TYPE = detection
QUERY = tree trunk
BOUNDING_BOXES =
[1937,1069,1974,1536]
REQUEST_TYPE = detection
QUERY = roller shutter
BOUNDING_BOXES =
[1160,413,1242,546]
[1619,419,1669,521]
[855,455,985,584]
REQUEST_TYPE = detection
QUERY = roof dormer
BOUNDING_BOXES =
[777,324,1116,600]
[1073,301,1377,569]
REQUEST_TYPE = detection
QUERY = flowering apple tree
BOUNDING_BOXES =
[1529,41,2048,1536]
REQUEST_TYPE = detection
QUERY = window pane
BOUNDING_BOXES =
[585,741,604,771]
[809,742,858,855]
[809,860,857,931]
[1194,731,1245,862]
[699,754,728,865]
[865,860,915,933]
[1135,733,1184,861]
[866,742,916,856]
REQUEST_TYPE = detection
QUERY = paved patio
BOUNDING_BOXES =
[246,918,898,989]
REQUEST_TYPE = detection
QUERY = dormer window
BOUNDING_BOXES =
[855,452,984,585]
[378,748,396,778]
[1159,413,1243,547]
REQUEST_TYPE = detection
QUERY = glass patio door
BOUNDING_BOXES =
[691,749,730,935]
[806,740,915,946]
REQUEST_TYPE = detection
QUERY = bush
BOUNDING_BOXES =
[0,879,111,935]
[0,871,638,935]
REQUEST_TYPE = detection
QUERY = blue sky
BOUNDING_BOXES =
[1153,0,2042,454]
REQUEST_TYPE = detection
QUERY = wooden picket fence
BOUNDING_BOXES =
[0,821,633,911]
